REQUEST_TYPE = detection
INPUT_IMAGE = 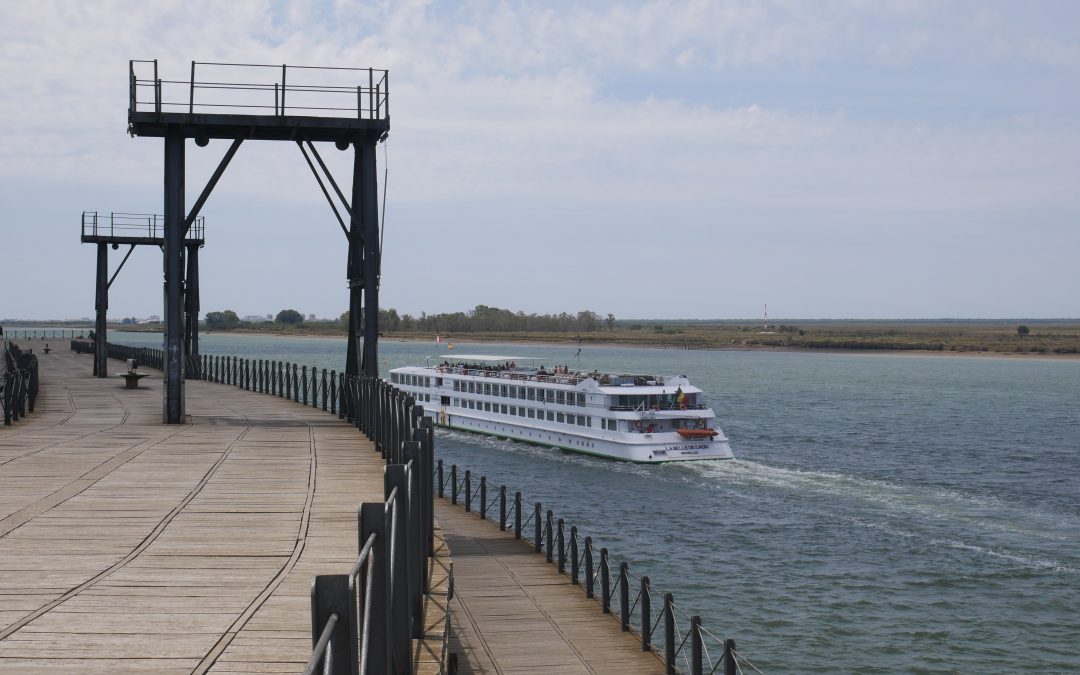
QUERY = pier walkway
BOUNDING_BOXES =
[438,502,663,675]
[1,342,666,674]
[0,345,394,673]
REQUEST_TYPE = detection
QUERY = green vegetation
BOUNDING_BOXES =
[1017,324,1030,337]
[205,310,240,329]
[275,309,304,325]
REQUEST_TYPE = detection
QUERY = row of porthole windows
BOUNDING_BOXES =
[453,398,592,427]
[452,379,586,407]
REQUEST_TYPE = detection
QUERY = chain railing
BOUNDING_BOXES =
[435,459,765,675]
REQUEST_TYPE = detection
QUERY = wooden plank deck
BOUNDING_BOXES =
[437,502,665,675]
[0,344,444,674]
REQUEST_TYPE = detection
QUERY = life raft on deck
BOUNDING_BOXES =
[677,428,718,439]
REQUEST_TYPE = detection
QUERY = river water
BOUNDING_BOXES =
[107,331,1080,672]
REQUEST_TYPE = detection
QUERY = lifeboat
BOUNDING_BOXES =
[677,428,718,439]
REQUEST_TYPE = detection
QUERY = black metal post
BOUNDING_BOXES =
[437,459,444,498]
[479,476,487,520]
[163,128,186,423]
[514,492,522,539]
[557,518,565,573]
[464,470,471,512]
[665,593,676,674]
[691,616,703,675]
[94,243,108,378]
[585,537,594,598]
[641,576,651,651]
[545,510,554,563]
[384,465,411,674]
[359,502,389,675]
[601,548,610,613]
[450,465,457,505]
[310,574,356,674]
[185,243,200,368]
[499,486,506,530]
[619,562,630,631]
[724,639,737,675]
[357,140,380,377]
[402,441,424,638]
[534,503,542,553]
[570,526,578,584]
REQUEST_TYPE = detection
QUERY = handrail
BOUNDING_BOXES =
[434,457,758,674]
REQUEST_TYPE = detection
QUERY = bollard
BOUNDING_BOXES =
[601,548,611,613]
[479,477,487,520]
[641,576,652,651]
[619,562,630,631]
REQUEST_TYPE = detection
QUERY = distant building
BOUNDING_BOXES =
[243,315,267,323]
[308,314,316,321]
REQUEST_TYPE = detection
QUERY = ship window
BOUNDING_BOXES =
[557,412,565,423]
[482,383,489,395]
[556,391,565,405]
[547,390,556,403]
[500,385,508,397]
[518,407,525,417]
[527,388,535,401]
[509,406,516,416]
[483,402,490,412]
[576,416,585,426]
[546,411,555,421]
[452,380,459,391]
[585,417,592,427]
[578,393,586,407]
[528,409,535,419]
[500,404,507,414]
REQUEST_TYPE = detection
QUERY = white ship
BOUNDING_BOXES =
[389,354,734,463]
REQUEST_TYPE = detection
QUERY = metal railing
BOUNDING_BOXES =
[4,330,87,340]
[129,60,389,120]
[81,211,205,241]
[436,460,765,675]
[3,341,39,425]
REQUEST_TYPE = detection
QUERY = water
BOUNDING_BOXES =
[112,331,1080,672]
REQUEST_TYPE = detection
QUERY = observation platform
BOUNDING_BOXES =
[128,61,390,143]
[80,211,205,246]
[0,343,664,674]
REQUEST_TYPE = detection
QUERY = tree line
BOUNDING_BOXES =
[205,305,615,333]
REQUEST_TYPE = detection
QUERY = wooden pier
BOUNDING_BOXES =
[1,343,671,674]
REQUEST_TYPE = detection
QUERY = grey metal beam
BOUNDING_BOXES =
[184,138,242,234]
[358,140,381,377]
[163,129,186,423]
[107,244,136,290]
[185,243,200,367]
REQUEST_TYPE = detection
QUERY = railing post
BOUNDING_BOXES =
[584,537,594,598]
[641,576,652,651]
[545,510,554,563]
[724,639,737,675]
[479,476,487,520]
[534,503,542,552]
[691,616,703,675]
[420,418,436,557]
[322,368,329,411]
[600,548,611,613]
[402,442,424,637]
[450,465,458,505]
[310,574,356,675]
[464,470,471,512]
[437,460,444,498]
[385,465,411,674]
[498,485,506,530]
[514,492,522,539]
[302,365,308,405]
[331,370,338,416]
[557,518,565,573]
[665,593,676,674]
[570,526,579,584]
[359,502,389,675]
[619,562,630,631]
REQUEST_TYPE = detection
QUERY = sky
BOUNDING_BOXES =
[1,0,1078,321]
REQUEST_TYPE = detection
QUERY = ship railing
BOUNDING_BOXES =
[435,459,763,674]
